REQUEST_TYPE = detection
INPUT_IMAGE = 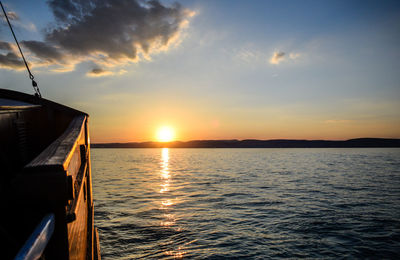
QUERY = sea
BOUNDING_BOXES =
[91,148,400,259]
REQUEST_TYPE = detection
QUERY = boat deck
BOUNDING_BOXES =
[0,88,100,260]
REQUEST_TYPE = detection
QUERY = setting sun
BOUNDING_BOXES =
[156,126,175,142]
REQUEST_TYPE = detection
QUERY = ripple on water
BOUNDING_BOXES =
[92,148,400,259]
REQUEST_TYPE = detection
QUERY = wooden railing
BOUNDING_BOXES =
[26,115,87,171]
[1,88,99,259]
[11,114,97,259]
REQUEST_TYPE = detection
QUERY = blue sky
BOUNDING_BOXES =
[1,0,399,142]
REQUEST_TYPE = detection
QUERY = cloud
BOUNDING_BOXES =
[0,41,12,51]
[269,51,285,64]
[21,22,37,32]
[3,0,194,74]
[0,52,25,70]
[1,9,37,32]
[0,11,19,20]
[86,66,126,77]
[0,11,39,70]
[87,67,113,77]
[269,51,301,65]
[21,40,64,63]
[0,41,25,70]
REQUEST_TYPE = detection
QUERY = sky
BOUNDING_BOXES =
[1,0,399,142]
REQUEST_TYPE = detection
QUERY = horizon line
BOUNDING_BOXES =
[92,137,400,144]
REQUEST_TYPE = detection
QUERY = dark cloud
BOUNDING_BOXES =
[0,52,24,69]
[0,0,194,74]
[275,52,285,58]
[0,41,12,51]
[87,67,113,77]
[45,0,192,60]
[91,67,105,74]
[8,0,193,74]
[47,0,97,24]
[0,22,24,70]
[21,40,64,62]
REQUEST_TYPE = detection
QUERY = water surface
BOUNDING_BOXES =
[92,148,400,259]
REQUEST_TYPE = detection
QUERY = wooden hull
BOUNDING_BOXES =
[0,89,100,260]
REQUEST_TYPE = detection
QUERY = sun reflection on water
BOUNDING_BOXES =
[160,183,170,193]
[161,148,170,180]
[165,248,186,258]
[161,214,176,227]
[159,148,174,212]
[161,199,173,206]
[158,148,188,257]
[159,148,187,258]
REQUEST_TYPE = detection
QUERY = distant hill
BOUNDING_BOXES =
[92,138,400,148]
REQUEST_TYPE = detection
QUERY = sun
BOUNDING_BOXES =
[156,126,175,142]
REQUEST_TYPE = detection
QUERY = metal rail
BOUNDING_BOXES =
[14,214,55,260]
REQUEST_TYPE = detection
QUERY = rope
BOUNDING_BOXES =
[0,1,42,98]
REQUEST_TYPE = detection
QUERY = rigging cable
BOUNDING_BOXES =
[0,1,42,97]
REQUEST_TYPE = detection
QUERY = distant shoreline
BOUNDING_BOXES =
[91,138,400,148]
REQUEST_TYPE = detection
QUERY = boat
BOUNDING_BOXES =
[0,88,101,260]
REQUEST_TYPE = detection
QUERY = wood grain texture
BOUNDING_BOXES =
[68,146,82,181]
[94,228,101,260]
[67,177,88,260]
[25,115,86,171]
